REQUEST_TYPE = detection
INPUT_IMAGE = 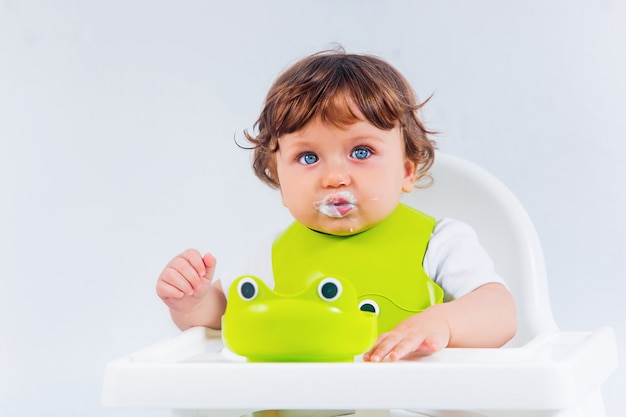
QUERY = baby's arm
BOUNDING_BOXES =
[363,282,516,362]
[156,249,226,330]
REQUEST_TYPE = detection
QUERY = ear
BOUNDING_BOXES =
[402,159,418,192]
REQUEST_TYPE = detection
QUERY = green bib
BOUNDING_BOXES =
[272,203,444,334]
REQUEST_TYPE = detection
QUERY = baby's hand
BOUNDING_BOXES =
[156,249,216,314]
[363,309,451,362]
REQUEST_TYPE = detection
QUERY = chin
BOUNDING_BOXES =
[313,219,371,237]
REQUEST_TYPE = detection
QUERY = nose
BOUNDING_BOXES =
[321,160,351,188]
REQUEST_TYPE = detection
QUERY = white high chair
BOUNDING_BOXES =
[103,152,618,417]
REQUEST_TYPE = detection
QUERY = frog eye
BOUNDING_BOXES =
[237,277,258,301]
[317,278,342,302]
[359,299,379,315]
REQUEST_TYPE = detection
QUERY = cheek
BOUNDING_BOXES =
[368,161,406,188]
[278,187,288,207]
[279,181,306,209]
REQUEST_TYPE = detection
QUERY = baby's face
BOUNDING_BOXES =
[275,114,416,236]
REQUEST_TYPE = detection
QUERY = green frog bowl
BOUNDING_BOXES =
[221,275,378,362]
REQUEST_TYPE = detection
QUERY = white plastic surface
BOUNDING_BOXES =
[402,153,556,346]
[103,326,617,415]
[102,153,618,416]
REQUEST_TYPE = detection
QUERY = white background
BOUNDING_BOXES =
[1,1,624,415]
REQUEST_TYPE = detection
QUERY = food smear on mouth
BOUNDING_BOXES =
[313,191,357,218]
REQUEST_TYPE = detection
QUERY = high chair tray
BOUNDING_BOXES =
[102,326,617,411]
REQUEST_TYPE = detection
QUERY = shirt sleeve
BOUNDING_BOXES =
[424,218,506,302]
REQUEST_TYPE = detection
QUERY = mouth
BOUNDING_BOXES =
[314,191,356,218]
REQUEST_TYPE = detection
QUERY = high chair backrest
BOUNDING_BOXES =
[402,152,558,346]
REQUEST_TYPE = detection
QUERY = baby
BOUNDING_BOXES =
[156,49,517,362]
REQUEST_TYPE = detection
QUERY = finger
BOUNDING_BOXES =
[202,253,217,280]
[363,334,386,360]
[178,248,208,278]
[386,335,426,361]
[168,257,204,293]
[156,279,185,299]
[161,264,197,295]
[414,335,444,353]
[364,333,402,362]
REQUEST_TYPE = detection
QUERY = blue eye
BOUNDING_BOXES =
[298,152,319,165]
[351,147,372,160]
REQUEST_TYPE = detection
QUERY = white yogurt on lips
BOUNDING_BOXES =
[313,191,357,218]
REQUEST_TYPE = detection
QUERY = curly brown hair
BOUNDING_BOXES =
[244,49,436,188]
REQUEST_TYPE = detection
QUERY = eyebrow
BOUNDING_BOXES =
[349,134,387,143]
